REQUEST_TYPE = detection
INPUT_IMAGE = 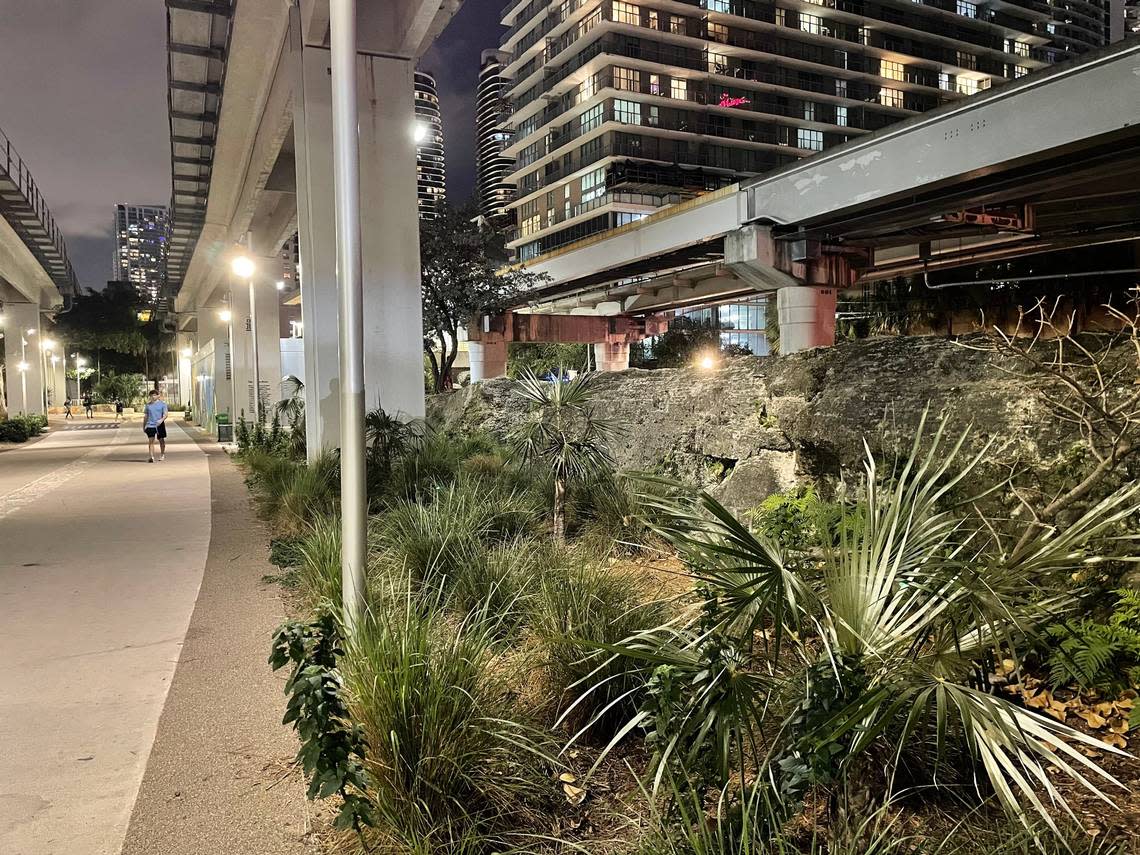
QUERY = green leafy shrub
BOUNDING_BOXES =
[1045,588,1140,693]
[748,487,840,552]
[0,419,30,443]
[269,611,376,835]
[342,589,551,853]
[243,449,339,535]
[575,414,1140,839]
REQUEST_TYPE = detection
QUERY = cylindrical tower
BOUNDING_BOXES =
[475,50,515,228]
[413,70,446,220]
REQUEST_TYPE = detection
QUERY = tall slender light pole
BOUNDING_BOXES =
[329,0,367,631]
[231,253,259,423]
[219,305,235,426]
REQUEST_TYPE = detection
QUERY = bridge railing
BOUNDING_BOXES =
[0,125,78,292]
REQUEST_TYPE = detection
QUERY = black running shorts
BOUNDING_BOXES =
[145,423,167,440]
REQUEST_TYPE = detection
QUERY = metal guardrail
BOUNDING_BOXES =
[0,125,79,294]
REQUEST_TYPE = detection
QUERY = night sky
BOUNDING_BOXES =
[0,0,504,292]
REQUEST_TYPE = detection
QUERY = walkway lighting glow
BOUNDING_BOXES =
[16,361,29,372]
[26,328,36,336]
[230,255,256,278]
[698,353,718,370]
[275,280,285,291]
[218,309,232,323]
[41,338,57,351]
[413,121,428,143]
[181,347,193,357]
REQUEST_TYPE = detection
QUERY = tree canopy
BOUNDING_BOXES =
[420,203,547,392]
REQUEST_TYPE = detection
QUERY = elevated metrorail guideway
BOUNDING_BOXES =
[512,39,1140,351]
[0,126,78,298]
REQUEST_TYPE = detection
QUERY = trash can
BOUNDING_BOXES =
[216,414,233,444]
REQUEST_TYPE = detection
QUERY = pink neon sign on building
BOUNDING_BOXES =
[718,92,751,108]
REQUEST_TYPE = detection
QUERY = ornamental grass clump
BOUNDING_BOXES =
[574,411,1140,841]
[341,588,553,854]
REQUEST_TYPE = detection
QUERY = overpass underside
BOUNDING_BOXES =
[508,40,1140,356]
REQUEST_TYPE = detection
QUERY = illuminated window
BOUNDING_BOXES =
[956,77,978,95]
[879,59,905,81]
[938,71,952,90]
[649,73,662,95]
[520,213,541,237]
[799,12,822,34]
[580,103,603,133]
[956,0,976,17]
[613,98,642,124]
[578,74,598,103]
[614,211,648,226]
[708,21,729,42]
[775,8,786,26]
[580,167,606,203]
[670,78,688,99]
[835,105,848,126]
[706,0,731,11]
[1014,65,1029,78]
[835,78,847,97]
[669,14,685,33]
[803,101,816,121]
[797,128,824,151]
[956,50,977,70]
[648,9,658,28]
[878,87,904,108]
[611,0,640,25]
[613,66,638,91]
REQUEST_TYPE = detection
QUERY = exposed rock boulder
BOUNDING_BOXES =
[429,335,1064,511]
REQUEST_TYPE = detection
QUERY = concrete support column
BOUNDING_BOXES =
[290,13,425,459]
[176,332,195,409]
[229,283,256,424]
[468,341,507,382]
[359,55,424,419]
[776,286,837,354]
[46,352,65,409]
[2,302,44,415]
[198,306,233,425]
[251,261,283,423]
[593,341,630,372]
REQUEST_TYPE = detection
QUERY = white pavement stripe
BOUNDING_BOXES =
[0,429,129,521]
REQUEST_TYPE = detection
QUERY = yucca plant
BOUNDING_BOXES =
[510,368,618,541]
[576,412,1140,839]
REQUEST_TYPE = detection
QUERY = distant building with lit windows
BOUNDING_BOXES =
[113,204,168,304]
[476,50,517,227]
[498,0,1114,261]
[414,70,446,220]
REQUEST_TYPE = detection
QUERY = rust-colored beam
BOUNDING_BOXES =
[468,311,668,344]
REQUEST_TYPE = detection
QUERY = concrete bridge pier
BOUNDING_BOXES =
[593,341,630,372]
[776,287,838,354]
[2,301,45,415]
[468,340,508,382]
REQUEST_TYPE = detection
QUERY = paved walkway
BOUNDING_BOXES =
[0,420,310,854]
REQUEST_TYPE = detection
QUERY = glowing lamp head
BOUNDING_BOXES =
[698,354,717,371]
[275,280,285,291]
[413,122,428,143]
[219,309,233,323]
[230,255,256,278]
[76,357,87,368]
[16,360,29,372]
[41,338,57,351]
[181,347,193,357]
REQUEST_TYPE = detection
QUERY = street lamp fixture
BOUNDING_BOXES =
[697,353,718,371]
[275,280,285,291]
[181,347,193,358]
[41,338,57,351]
[218,309,232,323]
[230,255,256,279]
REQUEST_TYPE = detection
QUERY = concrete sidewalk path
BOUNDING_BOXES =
[0,421,211,854]
[119,435,311,854]
[0,422,312,854]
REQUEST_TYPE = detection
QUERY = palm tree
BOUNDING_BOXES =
[275,375,305,458]
[572,412,1140,840]
[509,368,617,541]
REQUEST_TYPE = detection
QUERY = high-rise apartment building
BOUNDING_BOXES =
[1126,0,1140,34]
[113,204,168,304]
[476,50,517,226]
[498,0,1112,261]
[414,70,447,219]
